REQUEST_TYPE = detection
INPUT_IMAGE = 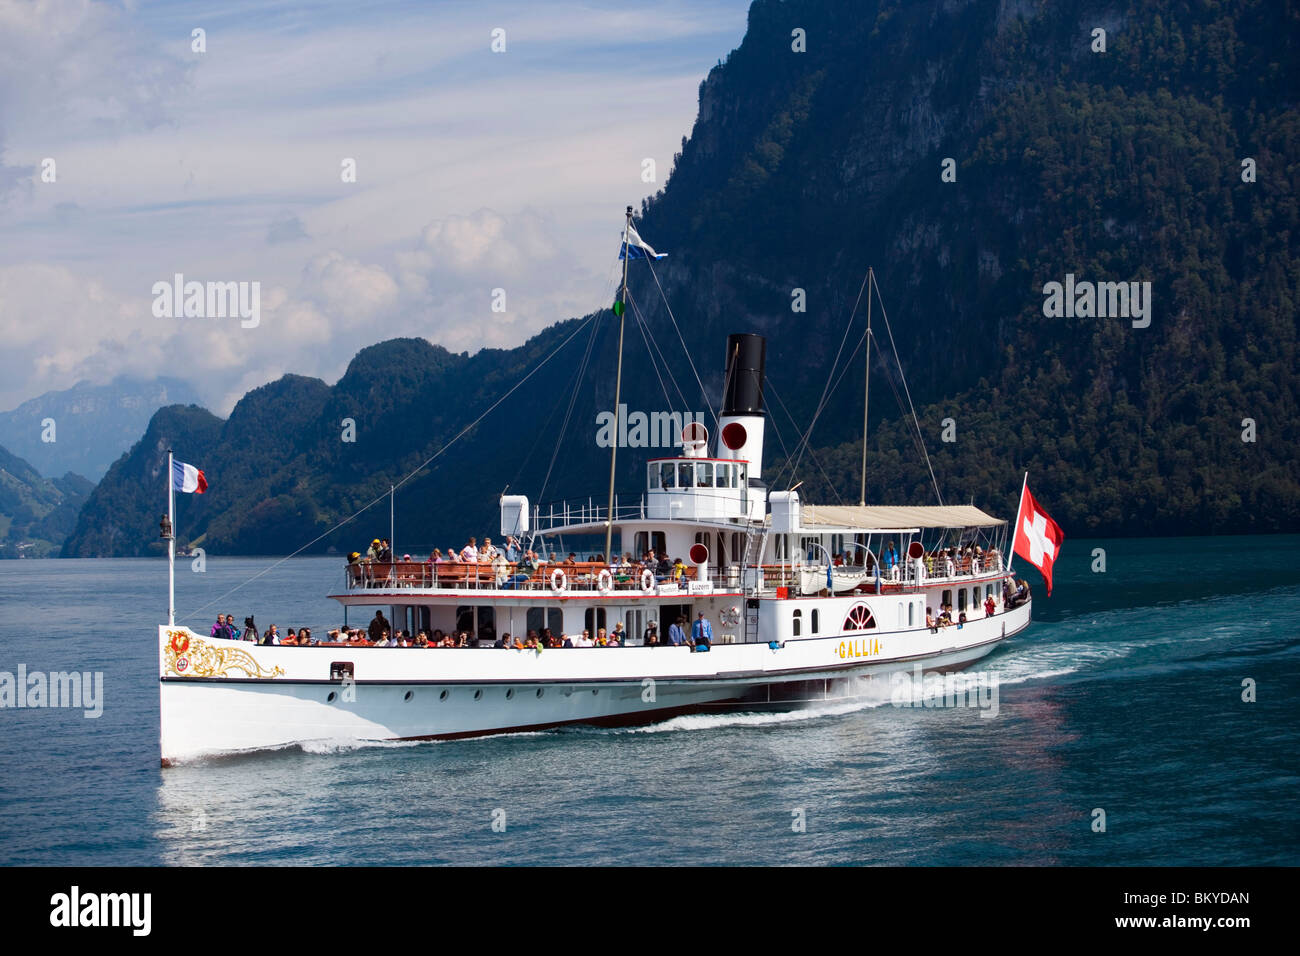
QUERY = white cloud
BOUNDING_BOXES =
[0,0,749,415]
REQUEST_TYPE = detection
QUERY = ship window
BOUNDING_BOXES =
[584,607,607,634]
[986,584,995,599]
[652,532,666,555]
[660,463,676,488]
[909,603,915,626]
[737,464,746,486]
[775,535,784,559]
[648,465,661,489]
[716,463,731,488]
[634,532,648,556]
[958,589,968,612]
[526,607,562,635]
[677,462,694,488]
[696,462,713,487]
[792,609,801,637]
[811,609,819,634]
[942,589,952,608]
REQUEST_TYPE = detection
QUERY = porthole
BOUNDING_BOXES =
[536,688,544,698]
[326,691,336,703]
[505,688,514,700]
[592,688,599,695]
[473,689,482,700]
[404,690,413,701]
[439,690,448,701]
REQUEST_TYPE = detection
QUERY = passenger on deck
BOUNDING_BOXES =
[610,622,627,644]
[692,613,713,649]
[445,546,461,562]
[643,621,660,646]
[367,539,381,560]
[504,536,522,563]
[562,633,574,648]
[926,608,938,633]
[283,628,299,646]
[300,627,314,646]
[369,610,390,643]
[574,629,594,648]
[460,537,479,562]
[668,616,688,646]
[261,624,280,645]
[984,595,996,616]
[936,608,952,628]
[415,631,429,647]
[595,627,608,646]
[672,557,687,583]
[656,554,673,582]
[379,539,393,562]
[210,615,228,639]
[481,537,498,560]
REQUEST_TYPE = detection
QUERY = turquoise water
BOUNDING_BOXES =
[0,535,1296,865]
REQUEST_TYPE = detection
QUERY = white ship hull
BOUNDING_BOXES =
[158,602,1029,763]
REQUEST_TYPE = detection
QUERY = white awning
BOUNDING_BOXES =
[795,504,1004,529]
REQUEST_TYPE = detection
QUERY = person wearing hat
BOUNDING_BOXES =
[367,539,381,561]
[643,620,660,647]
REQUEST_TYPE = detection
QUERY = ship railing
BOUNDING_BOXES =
[345,560,713,594]
[743,554,1006,595]
[529,496,646,533]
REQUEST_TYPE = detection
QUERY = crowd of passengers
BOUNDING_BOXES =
[347,535,700,587]
[209,609,717,650]
[347,535,1003,583]
[923,578,1030,632]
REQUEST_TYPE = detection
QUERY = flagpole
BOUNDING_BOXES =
[1007,471,1027,574]
[604,205,632,564]
[167,448,176,626]
[859,267,873,506]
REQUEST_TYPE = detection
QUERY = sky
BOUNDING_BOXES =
[0,0,752,414]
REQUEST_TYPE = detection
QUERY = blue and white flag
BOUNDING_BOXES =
[619,224,667,260]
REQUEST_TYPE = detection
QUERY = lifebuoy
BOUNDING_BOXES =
[550,568,568,593]
[640,568,655,592]
[597,569,613,593]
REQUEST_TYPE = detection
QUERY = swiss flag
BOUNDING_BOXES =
[1012,484,1064,595]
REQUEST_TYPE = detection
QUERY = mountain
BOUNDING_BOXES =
[64,0,1299,557]
[0,443,92,558]
[0,377,202,481]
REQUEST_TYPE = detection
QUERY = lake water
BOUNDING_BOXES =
[1,535,1297,865]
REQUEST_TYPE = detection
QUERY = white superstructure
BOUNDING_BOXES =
[158,331,1031,764]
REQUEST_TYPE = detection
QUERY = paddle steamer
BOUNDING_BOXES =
[157,213,1031,764]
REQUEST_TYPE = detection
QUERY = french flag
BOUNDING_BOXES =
[171,459,208,494]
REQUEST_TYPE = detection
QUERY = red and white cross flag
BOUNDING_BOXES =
[1012,482,1064,595]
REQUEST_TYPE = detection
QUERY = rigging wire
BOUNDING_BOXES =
[644,257,719,430]
[783,270,870,484]
[872,279,944,506]
[626,287,691,412]
[181,312,601,623]
[766,377,845,505]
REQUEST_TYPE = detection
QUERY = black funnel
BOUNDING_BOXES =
[722,333,766,416]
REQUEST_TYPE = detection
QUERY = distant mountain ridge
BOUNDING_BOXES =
[0,377,202,481]
[0,442,91,558]
[63,0,1300,557]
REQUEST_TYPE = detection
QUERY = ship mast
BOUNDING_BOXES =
[859,266,873,506]
[604,205,633,562]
